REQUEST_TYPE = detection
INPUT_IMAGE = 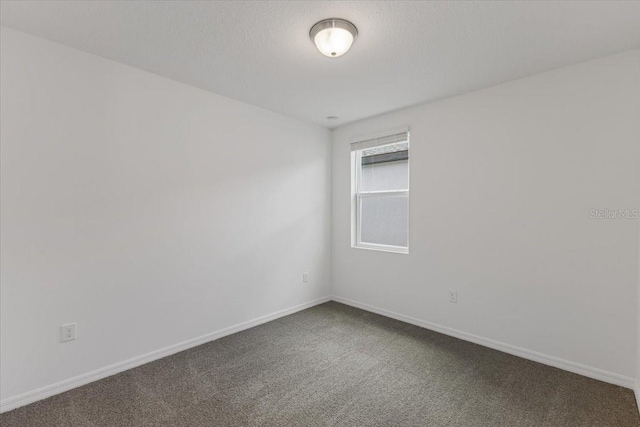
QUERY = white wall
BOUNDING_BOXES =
[0,27,332,403]
[333,49,640,381]
[2,24,639,410]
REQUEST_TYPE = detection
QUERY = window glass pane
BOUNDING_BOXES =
[360,142,408,191]
[360,159,408,192]
[360,194,408,247]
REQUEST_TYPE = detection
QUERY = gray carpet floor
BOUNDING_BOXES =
[1,301,638,426]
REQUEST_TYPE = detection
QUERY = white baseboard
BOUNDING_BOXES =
[2,294,635,414]
[332,295,636,390]
[0,295,332,414]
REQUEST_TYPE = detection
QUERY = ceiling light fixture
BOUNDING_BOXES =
[310,18,358,58]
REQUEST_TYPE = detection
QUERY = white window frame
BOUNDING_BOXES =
[351,128,410,254]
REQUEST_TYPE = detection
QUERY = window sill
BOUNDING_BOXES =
[352,243,409,255]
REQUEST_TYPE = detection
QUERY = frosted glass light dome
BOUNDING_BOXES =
[310,19,358,58]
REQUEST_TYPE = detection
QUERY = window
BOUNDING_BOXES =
[351,130,409,253]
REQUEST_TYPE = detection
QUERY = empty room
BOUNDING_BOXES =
[1,1,639,426]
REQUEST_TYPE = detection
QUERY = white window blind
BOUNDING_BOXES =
[350,132,409,152]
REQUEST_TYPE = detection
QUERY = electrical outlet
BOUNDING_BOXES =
[62,323,76,342]
[449,291,458,303]
[302,272,309,283]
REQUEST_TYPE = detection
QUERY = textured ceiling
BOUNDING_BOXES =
[1,1,639,128]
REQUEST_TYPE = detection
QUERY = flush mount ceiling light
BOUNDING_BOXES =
[310,18,358,58]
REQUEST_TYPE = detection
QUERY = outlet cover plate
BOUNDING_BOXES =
[62,323,76,342]
[449,291,458,303]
